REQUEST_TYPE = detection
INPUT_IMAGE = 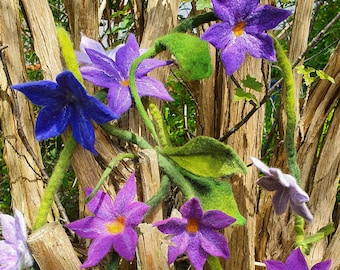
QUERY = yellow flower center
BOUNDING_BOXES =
[120,79,130,87]
[233,21,246,36]
[186,218,199,233]
[106,215,125,235]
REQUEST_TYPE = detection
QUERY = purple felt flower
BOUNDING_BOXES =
[201,0,291,75]
[66,172,150,268]
[250,157,313,222]
[0,209,34,270]
[11,71,117,154]
[265,248,332,270]
[154,197,235,270]
[77,34,173,117]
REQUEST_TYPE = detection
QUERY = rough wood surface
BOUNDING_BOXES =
[27,222,81,270]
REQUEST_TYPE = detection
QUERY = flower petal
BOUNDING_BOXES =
[11,81,61,106]
[35,105,71,140]
[154,218,187,235]
[136,59,172,77]
[124,201,150,227]
[84,96,118,123]
[256,176,285,191]
[112,227,138,261]
[79,34,106,55]
[199,228,230,259]
[0,214,15,244]
[70,106,96,154]
[56,71,88,99]
[245,5,291,33]
[113,173,137,215]
[201,210,236,229]
[0,241,17,270]
[272,188,290,215]
[201,22,234,51]
[290,202,313,222]
[287,177,309,204]
[136,77,173,101]
[85,189,115,219]
[180,197,204,221]
[14,209,28,243]
[311,260,332,270]
[80,65,120,88]
[115,34,140,78]
[269,169,290,187]
[250,157,270,175]
[107,84,132,117]
[220,43,246,76]
[241,32,276,61]
[264,260,286,270]
[167,232,189,264]
[286,248,308,269]
[186,234,208,270]
[66,217,108,239]
[81,235,114,268]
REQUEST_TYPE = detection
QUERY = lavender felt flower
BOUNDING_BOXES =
[77,34,173,117]
[201,0,291,75]
[66,173,150,268]
[11,71,117,154]
[154,197,235,270]
[265,248,332,270]
[0,209,34,270]
[250,157,313,222]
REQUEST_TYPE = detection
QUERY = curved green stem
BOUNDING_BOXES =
[33,134,77,230]
[85,153,136,203]
[145,175,171,211]
[173,12,218,33]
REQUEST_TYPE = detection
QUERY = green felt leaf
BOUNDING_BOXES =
[316,70,335,83]
[234,87,259,105]
[182,169,246,225]
[155,33,212,81]
[197,0,212,10]
[241,75,263,92]
[163,136,247,178]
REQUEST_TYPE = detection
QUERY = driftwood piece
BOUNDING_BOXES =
[27,222,81,270]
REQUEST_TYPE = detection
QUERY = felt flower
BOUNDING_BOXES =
[154,197,235,270]
[77,34,173,117]
[11,71,117,154]
[250,157,313,222]
[66,173,150,268]
[201,0,291,75]
[0,209,34,270]
[264,248,332,270]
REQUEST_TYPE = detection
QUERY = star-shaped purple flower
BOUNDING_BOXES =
[0,209,34,270]
[265,248,332,270]
[154,197,235,270]
[66,172,150,268]
[11,71,117,154]
[250,157,313,222]
[201,0,291,75]
[77,34,173,117]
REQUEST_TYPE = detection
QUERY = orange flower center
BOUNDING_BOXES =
[186,218,199,233]
[106,215,125,235]
[120,79,130,86]
[233,21,246,36]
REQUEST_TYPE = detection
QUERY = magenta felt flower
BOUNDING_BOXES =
[154,197,235,270]
[201,0,291,75]
[0,209,34,270]
[66,173,150,268]
[251,157,313,222]
[265,248,332,270]
[77,34,173,117]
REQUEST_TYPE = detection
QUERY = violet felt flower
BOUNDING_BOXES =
[154,197,235,270]
[66,173,150,268]
[11,71,117,154]
[201,0,291,75]
[77,34,173,117]
[0,209,34,270]
[250,157,313,222]
[264,248,332,270]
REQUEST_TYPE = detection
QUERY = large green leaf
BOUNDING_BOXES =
[162,136,247,178]
[155,33,212,81]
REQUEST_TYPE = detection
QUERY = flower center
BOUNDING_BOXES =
[233,21,246,36]
[186,218,199,233]
[106,215,125,235]
[120,79,130,87]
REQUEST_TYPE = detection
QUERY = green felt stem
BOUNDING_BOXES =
[128,48,161,146]
[173,12,218,33]
[33,134,77,230]
[207,256,223,270]
[85,153,136,203]
[145,175,171,211]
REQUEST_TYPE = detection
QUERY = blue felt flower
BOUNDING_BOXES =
[12,71,117,154]
[202,0,291,75]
